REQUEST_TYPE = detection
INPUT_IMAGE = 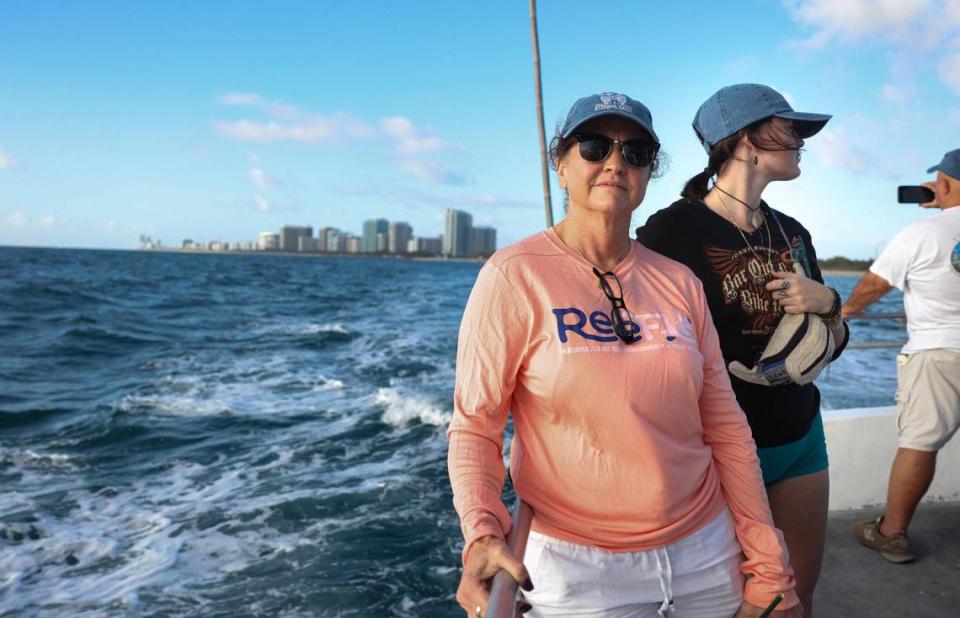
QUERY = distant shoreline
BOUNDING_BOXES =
[134,248,486,264]
[0,246,872,273]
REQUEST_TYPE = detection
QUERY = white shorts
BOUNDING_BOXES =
[521,509,744,617]
[896,350,960,451]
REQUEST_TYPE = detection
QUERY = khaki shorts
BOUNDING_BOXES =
[896,349,960,451]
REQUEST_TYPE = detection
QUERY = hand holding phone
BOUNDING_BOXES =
[897,185,935,203]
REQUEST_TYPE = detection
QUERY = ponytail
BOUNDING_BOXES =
[681,127,757,200]
[682,167,713,199]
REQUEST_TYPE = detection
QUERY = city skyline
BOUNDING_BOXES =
[2,2,960,258]
[145,208,497,258]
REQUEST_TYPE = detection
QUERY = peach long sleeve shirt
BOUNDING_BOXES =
[447,229,797,609]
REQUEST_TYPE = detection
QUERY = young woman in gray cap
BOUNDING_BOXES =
[449,92,802,617]
[637,84,850,617]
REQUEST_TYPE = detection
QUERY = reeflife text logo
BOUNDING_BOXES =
[595,92,632,112]
[552,307,695,344]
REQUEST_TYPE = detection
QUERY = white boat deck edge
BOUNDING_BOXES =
[823,406,960,511]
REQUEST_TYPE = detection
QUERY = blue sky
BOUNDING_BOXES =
[2,0,959,258]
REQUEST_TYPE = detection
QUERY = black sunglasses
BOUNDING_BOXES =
[592,267,639,344]
[575,133,659,168]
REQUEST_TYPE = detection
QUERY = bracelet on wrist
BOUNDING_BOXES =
[819,288,842,325]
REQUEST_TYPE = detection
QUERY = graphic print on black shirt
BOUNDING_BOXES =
[636,198,839,448]
[703,229,809,336]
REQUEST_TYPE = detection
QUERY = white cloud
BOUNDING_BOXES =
[379,116,469,185]
[217,92,302,119]
[5,211,27,226]
[2,212,64,228]
[882,83,909,102]
[397,159,469,186]
[214,94,468,185]
[213,114,376,143]
[333,182,537,210]
[815,126,877,173]
[380,117,448,155]
[784,1,960,99]
[248,168,280,189]
[938,50,960,95]
[0,149,13,170]
[785,0,936,48]
[215,92,375,142]
[255,195,271,212]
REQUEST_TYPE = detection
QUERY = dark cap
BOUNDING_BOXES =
[692,83,831,154]
[926,149,960,179]
[560,92,659,143]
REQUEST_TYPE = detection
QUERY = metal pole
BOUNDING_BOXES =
[485,500,534,618]
[844,312,906,320]
[529,0,553,228]
[845,341,907,350]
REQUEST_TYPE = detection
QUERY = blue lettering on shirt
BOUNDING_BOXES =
[553,307,696,345]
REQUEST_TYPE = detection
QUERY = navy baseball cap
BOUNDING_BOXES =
[692,83,831,154]
[560,92,659,144]
[927,149,960,179]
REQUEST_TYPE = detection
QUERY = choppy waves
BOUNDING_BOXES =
[0,248,476,617]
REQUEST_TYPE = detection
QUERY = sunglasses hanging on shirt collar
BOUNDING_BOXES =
[592,267,639,344]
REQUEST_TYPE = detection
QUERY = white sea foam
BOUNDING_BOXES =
[254,320,353,336]
[116,353,347,418]
[0,447,77,470]
[374,387,451,427]
[0,446,316,616]
[299,322,350,335]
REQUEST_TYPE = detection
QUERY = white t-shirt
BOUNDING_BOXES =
[870,206,960,353]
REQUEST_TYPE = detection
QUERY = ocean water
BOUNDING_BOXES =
[0,247,904,617]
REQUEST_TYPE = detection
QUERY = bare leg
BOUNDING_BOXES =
[766,469,829,618]
[879,448,937,536]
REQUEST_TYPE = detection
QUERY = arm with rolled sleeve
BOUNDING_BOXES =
[447,261,532,564]
[691,278,800,609]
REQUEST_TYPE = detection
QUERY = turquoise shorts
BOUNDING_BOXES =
[756,413,829,485]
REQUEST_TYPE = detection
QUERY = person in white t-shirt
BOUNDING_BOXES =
[842,148,960,563]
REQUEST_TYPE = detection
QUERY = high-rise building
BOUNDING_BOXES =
[345,236,362,254]
[258,232,280,251]
[469,226,497,257]
[376,232,388,253]
[362,218,389,253]
[298,237,318,253]
[388,221,413,254]
[443,209,473,257]
[408,236,443,255]
[324,229,347,253]
[315,227,334,252]
[280,225,313,252]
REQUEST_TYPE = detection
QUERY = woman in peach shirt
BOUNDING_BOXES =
[448,93,801,618]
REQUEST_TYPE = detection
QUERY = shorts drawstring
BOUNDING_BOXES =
[654,546,674,616]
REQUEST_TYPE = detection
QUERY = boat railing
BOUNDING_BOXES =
[485,499,534,618]
[843,311,906,350]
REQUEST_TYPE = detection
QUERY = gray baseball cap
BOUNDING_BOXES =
[560,92,659,144]
[692,83,832,154]
[926,148,960,179]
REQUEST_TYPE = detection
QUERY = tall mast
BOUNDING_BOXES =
[529,0,553,227]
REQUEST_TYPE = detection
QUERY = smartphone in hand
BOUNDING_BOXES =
[897,185,935,203]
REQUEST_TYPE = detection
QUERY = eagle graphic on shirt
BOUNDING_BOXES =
[704,239,803,335]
